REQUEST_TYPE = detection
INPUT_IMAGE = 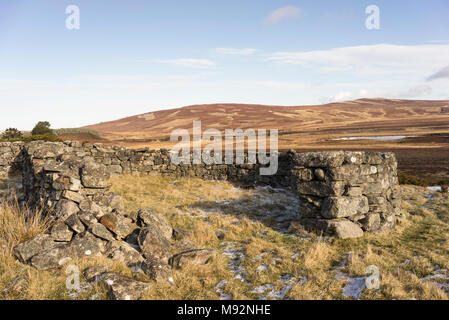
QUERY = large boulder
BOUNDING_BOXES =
[90,223,115,241]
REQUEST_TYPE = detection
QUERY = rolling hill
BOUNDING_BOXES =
[84,98,449,144]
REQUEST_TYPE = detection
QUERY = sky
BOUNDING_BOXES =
[0,0,448,130]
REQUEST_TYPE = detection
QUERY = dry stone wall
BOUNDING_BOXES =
[1,141,402,240]
[0,141,25,176]
[290,150,402,238]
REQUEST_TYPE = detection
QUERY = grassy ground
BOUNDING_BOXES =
[1,174,449,300]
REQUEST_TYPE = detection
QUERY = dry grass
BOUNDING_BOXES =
[109,175,449,300]
[1,174,449,300]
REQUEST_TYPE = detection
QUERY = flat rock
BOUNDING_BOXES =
[30,232,103,270]
[296,181,345,197]
[90,223,115,241]
[100,272,150,300]
[61,190,85,204]
[13,234,58,263]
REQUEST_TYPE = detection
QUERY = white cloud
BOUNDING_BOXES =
[320,89,369,103]
[265,6,301,24]
[214,48,258,55]
[153,58,215,68]
[427,65,449,81]
[268,44,449,77]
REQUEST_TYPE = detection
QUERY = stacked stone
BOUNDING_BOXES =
[290,151,401,239]
[11,141,291,188]
[8,141,402,243]
[0,141,25,176]
[15,142,216,289]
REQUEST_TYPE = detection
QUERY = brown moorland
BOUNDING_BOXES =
[81,98,449,183]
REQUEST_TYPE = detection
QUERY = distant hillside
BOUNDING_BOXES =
[84,98,449,142]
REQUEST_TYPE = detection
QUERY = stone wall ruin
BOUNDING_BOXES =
[0,141,402,290]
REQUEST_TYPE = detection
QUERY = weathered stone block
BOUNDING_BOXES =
[80,161,110,188]
[297,181,345,197]
[301,218,364,239]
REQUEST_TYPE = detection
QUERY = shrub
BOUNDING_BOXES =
[1,128,22,140]
[1,133,61,143]
[31,121,53,136]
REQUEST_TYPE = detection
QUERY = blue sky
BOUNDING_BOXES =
[1,0,449,130]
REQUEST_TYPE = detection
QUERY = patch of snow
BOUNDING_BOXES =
[335,271,366,299]
[250,284,275,294]
[221,242,247,282]
[256,265,268,273]
[342,277,366,299]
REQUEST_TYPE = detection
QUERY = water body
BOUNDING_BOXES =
[334,135,416,141]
